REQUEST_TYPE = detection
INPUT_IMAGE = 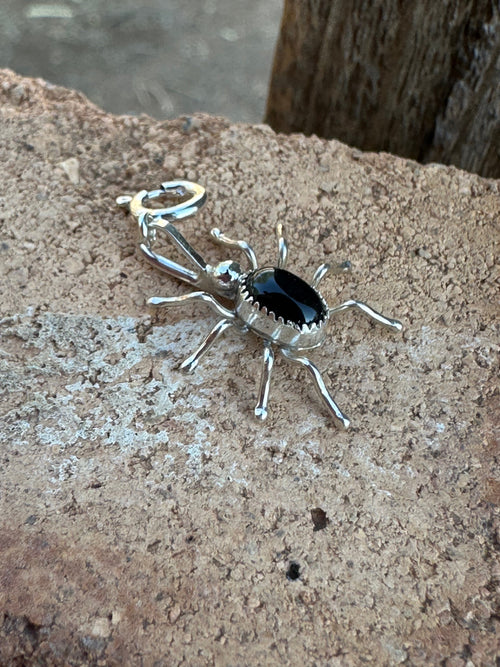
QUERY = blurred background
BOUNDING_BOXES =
[0,0,282,122]
[1,1,497,177]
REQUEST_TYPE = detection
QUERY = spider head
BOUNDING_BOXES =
[208,260,243,296]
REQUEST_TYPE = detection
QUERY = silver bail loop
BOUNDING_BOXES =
[117,180,209,286]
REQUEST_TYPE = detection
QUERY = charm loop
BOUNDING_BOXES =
[116,180,206,225]
[117,181,212,289]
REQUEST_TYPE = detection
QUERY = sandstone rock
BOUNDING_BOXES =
[0,69,498,665]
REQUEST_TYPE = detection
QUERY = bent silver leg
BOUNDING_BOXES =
[276,223,288,269]
[179,318,234,373]
[311,260,351,288]
[210,228,258,270]
[329,299,403,332]
[311,262,330,288]
[282,349,350,429]
[148,291,235,320]
[254,341,275,420]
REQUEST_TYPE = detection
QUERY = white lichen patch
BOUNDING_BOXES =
[0,310,247,487]
[1,309,497,497]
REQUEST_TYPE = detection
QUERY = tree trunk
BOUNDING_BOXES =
[266,0,500,178]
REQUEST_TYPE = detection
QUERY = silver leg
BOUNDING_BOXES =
[311,263,330,288]
[210,228,258,270]
[329,299,402,332]
[282,349,350,429]
[148,291,235,320]
[254,341,275,420]
[179,318,234,373]
[311,261,351,288]
[276,223,288,269]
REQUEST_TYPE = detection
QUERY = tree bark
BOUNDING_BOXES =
[266,0,500,178]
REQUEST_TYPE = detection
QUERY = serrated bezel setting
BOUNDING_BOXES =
[236,267,329,349]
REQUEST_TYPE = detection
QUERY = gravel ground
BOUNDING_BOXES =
[0,0,282,122]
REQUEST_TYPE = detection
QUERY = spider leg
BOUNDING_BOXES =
[210,228,258,270]
[276,223,288,269]
[311,260,351,288]
[149,291,235,320]
[179,318,234,373]
[329,299,402,332]
[254,341,275,420]
[282,349,350,429]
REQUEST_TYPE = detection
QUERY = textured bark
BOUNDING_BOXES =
[266,0,500,177]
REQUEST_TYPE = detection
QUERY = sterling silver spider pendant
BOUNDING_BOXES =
[117,181,402,428]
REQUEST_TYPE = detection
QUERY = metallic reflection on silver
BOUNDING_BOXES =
[276,223,288,269]
[210,228,258,271]
[179,318,234,373]
[148,292,235,321]
[311,262,330,288]
[282,349,350,429]
[255,341,274,420]
[330,299,403,332]
[117,181,403,427]
[311,260,351,288]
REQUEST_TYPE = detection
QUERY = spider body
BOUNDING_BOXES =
[236,267,329,350]
[118,180,403,428]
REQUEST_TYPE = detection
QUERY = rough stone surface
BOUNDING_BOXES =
[0,69,499,666]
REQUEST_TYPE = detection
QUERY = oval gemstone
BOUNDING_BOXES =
[245,268,326,326]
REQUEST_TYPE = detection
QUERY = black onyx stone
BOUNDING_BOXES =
[245,268,326,326]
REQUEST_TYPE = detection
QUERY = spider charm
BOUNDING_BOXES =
[117,181,402,428]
